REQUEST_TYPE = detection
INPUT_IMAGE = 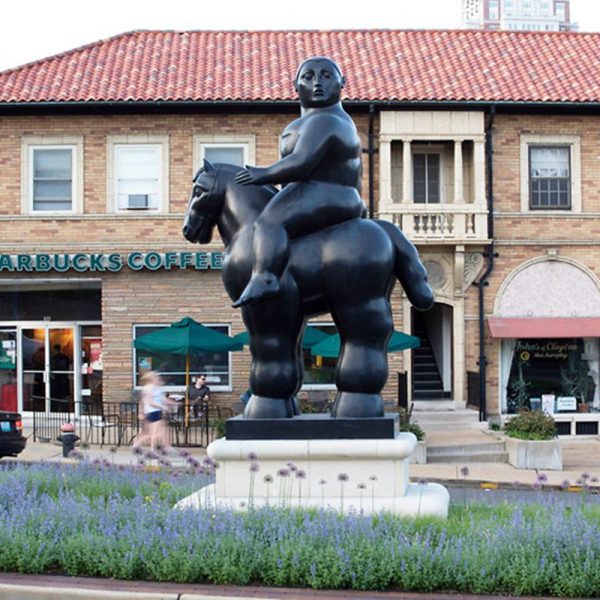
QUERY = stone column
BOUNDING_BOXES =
[454,140,463,204]
[473,139,486,206]
[402,139,413,203]
[379,136,392,215]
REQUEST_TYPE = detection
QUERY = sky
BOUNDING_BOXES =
[0,0,599,72]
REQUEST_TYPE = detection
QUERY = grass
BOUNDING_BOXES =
[0,461,599,596]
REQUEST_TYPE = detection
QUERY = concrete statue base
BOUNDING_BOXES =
[176,433,449,518]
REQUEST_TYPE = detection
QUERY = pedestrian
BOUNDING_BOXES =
[133,371,170,451]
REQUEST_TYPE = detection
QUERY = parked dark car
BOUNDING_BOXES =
[0,412,26,458]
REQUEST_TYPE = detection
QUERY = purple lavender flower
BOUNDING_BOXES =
[202,456,215,467]
[537,472,548,483]
[131,445,143,456]
[247,451,258,461]
[277,468,290,478]
[337,473,349,482]
[178,449,191,459]
[249,461,260,473]
[295,469,306,479]
[418,478,428,486]
[460,466,470,477]
[357,483,367,490]
[108,446,118,454]
[591,477,599,484]
[263,474,273,484]
[369,475,378,482]
[581,472,591,481]
[532,481,542,491]
[560,479,571,490]
[318,479,327,485]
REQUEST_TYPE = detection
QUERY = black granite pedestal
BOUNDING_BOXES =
[224,413,399,440]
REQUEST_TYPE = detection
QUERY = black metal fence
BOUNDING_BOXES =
[31,397,214,448]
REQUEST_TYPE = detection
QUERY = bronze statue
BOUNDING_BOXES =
[183,57,433,420]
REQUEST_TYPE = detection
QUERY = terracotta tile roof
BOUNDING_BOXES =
[1,29,599,104]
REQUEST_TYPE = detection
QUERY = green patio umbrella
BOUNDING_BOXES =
[234,326,330,349]
[310,330,421,358]
[134,317,243,426]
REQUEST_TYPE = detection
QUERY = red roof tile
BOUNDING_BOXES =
[1,29,600,104]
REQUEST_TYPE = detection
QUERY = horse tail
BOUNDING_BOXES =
[375,219,434,311]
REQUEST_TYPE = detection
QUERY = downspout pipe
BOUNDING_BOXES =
[367,104,376,219]
[476,105,497,422]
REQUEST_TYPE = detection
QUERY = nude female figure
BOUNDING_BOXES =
[233,56,366,307]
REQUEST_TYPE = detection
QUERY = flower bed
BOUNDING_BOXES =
[1,462,600,597]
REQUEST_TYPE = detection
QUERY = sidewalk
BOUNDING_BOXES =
[0,572,573,600]
[9,425,599,491]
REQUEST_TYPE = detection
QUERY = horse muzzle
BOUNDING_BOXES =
[183,214,212,244]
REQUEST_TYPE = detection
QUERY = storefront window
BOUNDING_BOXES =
[505,338,599,413]
[303,323,337,387]
[0,330,17,412]
[133,324,231,390]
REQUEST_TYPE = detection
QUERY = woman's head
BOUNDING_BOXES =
[294,57,345,108]
[141,370,160,385]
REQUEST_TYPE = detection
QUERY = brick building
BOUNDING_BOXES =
[1,29,600,432]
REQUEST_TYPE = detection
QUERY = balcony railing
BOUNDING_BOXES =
[379,203,488,243]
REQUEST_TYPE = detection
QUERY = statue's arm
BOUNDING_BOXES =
[235,115,337,186]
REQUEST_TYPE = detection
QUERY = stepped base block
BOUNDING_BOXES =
[225,413,399,440]
[176,434,449,518]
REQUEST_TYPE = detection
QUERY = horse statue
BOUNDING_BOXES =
[183,161,433,419]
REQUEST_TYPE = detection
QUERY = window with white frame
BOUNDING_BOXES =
[529,146,571,210]
[202,144,247,167]
[30,147,74,212]
[488,0,499,20]
[194,135,255,174]
[520,135,581,214]
[302,323,337,388]
[413,153,441,204]
[133,324,232,390]
[22,142,82,216]
[114,144,162,211]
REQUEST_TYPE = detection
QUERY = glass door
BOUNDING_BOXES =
[21,325,75,413]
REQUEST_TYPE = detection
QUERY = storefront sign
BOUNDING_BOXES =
[0,252,224,273]
[515,340,577,361]
[556,396,577,411]
[541,394,555,415]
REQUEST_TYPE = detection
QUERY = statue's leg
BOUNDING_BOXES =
[242,275,304,419]
[330,296,393,418]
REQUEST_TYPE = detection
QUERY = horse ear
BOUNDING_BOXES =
[203,159,215,173]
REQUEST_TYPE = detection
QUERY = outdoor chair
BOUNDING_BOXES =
[81,400,123,447]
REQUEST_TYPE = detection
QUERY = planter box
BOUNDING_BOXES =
[409,440,427,464]
[506,437,562,471]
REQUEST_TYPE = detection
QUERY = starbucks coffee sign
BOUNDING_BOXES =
[0,252,224,273]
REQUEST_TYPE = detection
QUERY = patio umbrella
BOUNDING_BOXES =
[233,326,330,349]
[310,330,421,358]
[134,317,243,426]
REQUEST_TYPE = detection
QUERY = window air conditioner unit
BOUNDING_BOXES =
[126,194,149,209]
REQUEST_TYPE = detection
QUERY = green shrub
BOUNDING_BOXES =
[504,409,556,441]
[213,418,226,439]
[398,408,425,441]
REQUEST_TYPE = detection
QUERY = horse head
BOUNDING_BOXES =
[182,159,226,244]
[183,159,275,248]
